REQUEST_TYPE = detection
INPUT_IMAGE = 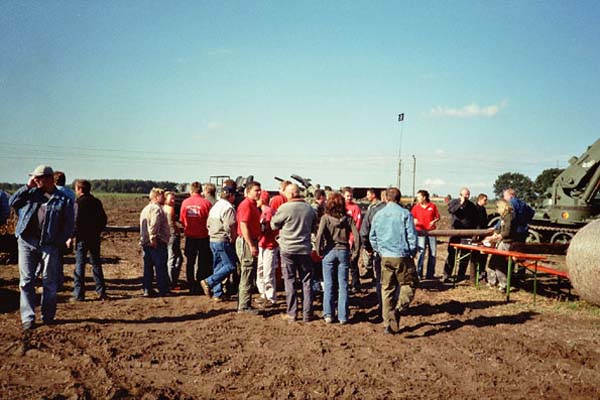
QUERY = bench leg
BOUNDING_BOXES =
[506,257,513,302]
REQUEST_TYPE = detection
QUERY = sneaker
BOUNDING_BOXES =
[281,314,296,323]
[212,296,224,303]
[303,314,315,323]
[383,326,394,335]
[253,297,267,305]
[260,300,277,309]
[200,280,212,298]
[238,308,260,315]
[324,316,333,324]
[22,321,36,331]
[98,293,109,301]
[339,320,348,325]
[69,297,84,303]
[142,289,157,297]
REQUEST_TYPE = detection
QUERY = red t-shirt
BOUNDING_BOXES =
[258,205,278,249]
[346,202,362,248]
[269,194,287,213]
[346,202,362,231]
[237,198,261,241]
[411,202,440,231]
[179,194,212,238]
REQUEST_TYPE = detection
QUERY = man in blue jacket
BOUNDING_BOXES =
[503,188,535,242]
[370,187,418,335]
[9,165,75,331]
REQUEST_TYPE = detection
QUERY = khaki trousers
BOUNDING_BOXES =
[381,256,418,330]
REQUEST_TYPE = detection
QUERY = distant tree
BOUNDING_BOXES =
[493,172,535,201]
[533,168,563,198]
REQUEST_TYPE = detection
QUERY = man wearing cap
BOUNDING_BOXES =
[9,165,75,330]
[200,186,238,302]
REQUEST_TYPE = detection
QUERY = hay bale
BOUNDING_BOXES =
[566,220,600,306]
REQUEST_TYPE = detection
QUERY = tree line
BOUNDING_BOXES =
[493,168,563,202]
[0,179,181,194]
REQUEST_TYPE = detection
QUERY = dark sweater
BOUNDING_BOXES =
[315,214,360,258]
[75,194,107,240]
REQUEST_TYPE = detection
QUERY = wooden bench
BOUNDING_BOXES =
[449,243,547,303]
[519,261,571,303]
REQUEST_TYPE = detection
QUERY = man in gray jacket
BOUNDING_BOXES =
[271,184,317,323]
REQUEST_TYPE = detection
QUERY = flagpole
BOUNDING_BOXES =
[397,113,404,189]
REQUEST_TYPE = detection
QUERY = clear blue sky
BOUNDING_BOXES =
[1,1,599,196]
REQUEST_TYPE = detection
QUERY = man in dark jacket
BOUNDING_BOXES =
[71,179,108,301]
[443,187,478,282]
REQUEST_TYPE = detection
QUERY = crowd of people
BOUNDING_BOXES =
[5,164,535,335]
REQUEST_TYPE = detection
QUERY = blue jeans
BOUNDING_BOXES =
[417,235,437,279]
[322,248,350,323]
[142,243,169,295]
[18,236,60,327]
[73,237,106,300]
[207,241,238,298]
[167,233,183,287]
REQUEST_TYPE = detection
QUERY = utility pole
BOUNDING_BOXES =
[412,154,416,198]
[397,113,404,189]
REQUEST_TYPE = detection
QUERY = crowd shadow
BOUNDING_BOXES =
[55,307,232,326]
[63,256,121,265]
[403,310,538,338]
[0,287,19,313]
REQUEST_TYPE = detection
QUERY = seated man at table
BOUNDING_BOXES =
[482,199,518,291]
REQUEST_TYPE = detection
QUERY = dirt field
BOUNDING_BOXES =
[1,196,599,399]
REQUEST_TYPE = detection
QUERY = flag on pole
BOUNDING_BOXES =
[398,113,404,122]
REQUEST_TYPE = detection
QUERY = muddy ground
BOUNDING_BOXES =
[1,196,599,399]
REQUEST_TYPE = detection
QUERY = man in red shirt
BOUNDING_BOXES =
[343,187,363,292]
[236,181,262,314]
[180,182,212,295]
[269,180,290,213]
[411,190,440,280]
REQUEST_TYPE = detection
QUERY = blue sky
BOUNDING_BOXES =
[1,1,599,196]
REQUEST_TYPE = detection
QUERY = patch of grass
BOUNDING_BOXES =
[96,192,146,200]
[554,300,600,317]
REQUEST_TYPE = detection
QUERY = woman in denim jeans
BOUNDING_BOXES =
[315,193,360,324]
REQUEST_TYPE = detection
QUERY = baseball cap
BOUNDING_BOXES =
[29,165,54,177]
[222,186,236,195]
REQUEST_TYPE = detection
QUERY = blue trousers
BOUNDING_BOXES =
[73,237,106,300]
[18,236,60,327]
[417,235,437,279]
[322,248,350,323]
[207,241,237,298]
[142,243,169,295]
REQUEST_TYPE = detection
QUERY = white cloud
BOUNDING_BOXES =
[427,100,508,118]
[207,121,223,130]
[424,178,446,186]
[434,149,445,156]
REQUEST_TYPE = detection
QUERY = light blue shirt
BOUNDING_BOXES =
[56,185,76,202]
[370,202,417,258]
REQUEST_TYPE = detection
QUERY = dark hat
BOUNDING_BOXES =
[29,165,54,177]
[222,186,236,195]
